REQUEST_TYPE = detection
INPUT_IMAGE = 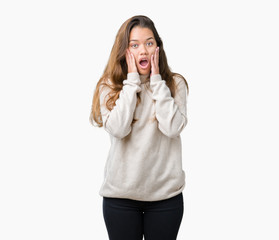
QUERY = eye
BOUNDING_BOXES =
[131,44,138,48]
[147,42,153,46]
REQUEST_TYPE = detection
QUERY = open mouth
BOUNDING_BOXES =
[139,59,149,68]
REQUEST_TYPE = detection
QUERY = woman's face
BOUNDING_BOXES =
[128,26,157,75]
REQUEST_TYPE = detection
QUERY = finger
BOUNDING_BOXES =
[155,47,159,65]
[153,49,157,66]
[151,54,154,68]
[130,53,138,72]
[131,51,136,59]
[127,49,131,59]
[126,50,132,71]
[125,49,129,60]
[127,50,133,63]
[130,52,136,64]
[125,52,129,66]
[150,54,155,76]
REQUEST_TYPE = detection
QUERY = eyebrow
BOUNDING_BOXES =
[129,37,154,42]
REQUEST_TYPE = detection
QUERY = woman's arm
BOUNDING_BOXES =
[150,74,188,138]
[99,72,141,139]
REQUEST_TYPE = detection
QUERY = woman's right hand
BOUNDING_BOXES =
[126,49,138,73]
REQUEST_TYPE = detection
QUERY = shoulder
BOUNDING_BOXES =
[173,73,186,85]
[172,73,188,94]
[99,77,114,93]
[99,78,114,102]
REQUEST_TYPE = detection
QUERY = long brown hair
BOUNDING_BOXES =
[89,15,189,127]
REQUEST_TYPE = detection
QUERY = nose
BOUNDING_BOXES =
[139,44,148,55]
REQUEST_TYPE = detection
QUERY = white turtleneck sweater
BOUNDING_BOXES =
[99,72,188,201]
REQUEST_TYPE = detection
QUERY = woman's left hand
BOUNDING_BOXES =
[151,47,160,76]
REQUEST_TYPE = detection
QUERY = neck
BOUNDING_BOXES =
[139,73,150,83]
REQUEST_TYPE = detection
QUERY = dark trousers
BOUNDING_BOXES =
[102,192,184,240]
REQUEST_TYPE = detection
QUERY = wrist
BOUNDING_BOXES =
[150,74,162,82]
[127,72,140,81]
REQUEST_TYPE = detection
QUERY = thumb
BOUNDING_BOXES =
[150,55,154,76]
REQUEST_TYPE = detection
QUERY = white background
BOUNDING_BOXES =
[1,0,278,239]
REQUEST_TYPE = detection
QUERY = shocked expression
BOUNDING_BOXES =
[128,26,157,75]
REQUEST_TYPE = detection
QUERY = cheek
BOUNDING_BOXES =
[149,48,156,56]
[129,48,138,57]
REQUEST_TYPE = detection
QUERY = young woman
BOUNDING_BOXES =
[90,15,189,240]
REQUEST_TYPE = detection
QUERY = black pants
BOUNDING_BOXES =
[102,193,184,240]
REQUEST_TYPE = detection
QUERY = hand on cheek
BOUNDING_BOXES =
[151,47,160,76]
[126,49,138,73]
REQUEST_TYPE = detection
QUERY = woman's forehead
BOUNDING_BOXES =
[129,27,155,41]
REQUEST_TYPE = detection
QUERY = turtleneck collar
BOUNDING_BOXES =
[139,74,150,84]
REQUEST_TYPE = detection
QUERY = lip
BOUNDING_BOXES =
[138,57,150,69]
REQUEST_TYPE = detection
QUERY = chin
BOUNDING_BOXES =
[139,69,151,75]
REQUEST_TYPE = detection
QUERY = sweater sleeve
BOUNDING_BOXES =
[150,74,188,138]
[99,72,142,139]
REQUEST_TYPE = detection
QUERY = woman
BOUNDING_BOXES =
[90,15,189,240]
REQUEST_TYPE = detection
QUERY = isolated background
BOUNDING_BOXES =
[1,0,278,239]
